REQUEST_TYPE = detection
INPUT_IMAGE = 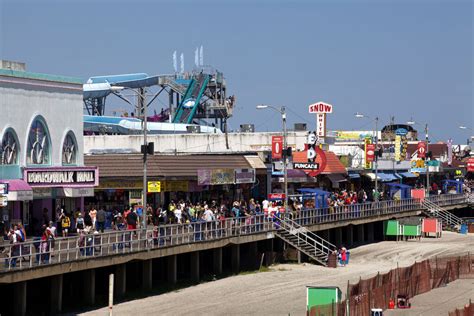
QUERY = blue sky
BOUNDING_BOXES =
[1,0,472,143]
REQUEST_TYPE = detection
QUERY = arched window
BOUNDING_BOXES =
[62,131,77,165]
[1,128,20,165]
[27,116,51,165]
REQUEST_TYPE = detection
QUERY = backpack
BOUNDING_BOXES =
[127,212,137,225]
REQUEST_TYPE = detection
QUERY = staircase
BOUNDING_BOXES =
[274,215,337,266]
[160,78,187,95]
[422,199,465,230]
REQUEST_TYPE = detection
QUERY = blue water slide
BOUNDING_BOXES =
[172,74,210,124]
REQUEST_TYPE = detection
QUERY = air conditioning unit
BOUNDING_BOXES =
[294,123,307,131]
[240,124,255,133]
[186,125,201,133]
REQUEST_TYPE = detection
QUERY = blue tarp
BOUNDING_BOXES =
[399,172,418,178]
[297,188,330,208]
[442,179,463,194]
[378,173,397,182]
[385,183,412,199]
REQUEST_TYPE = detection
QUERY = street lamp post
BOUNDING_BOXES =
[355,113,379,196]
[425,123,430,196]
[112,87,148,229]
[257,104,288,210]
[407,119,430,196]
[459,126,474,145]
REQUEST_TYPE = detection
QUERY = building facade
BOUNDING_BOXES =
[0,62,97,234]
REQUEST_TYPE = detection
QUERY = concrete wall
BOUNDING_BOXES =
[84,131,309,154]
[0,85,84,167]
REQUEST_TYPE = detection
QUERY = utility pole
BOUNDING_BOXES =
[140,87,148,229]
[374,117,379,196]
[282,106,288,211]
[425,123,430,197]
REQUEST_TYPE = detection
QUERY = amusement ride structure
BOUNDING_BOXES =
[83,66,235,135]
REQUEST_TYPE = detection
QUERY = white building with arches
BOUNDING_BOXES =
[0,61,97,233]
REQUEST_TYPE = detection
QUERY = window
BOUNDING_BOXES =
[62,131,77,165]
[27,116,51,165]
[1,129,19,165]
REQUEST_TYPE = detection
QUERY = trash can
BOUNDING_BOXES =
[327,252,337,268]
[460,224,468,235]
[345,251,350,265]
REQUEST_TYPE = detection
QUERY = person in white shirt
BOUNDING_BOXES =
[174,206,182,224]
[46,221,57,254]
[203,208,214,222]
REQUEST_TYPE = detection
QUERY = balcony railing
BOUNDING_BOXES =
[0,193,467,272]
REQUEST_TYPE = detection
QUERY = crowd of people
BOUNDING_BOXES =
[1,181,470,268]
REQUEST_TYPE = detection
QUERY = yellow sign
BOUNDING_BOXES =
[162,181,189,192]
[147,181,161,193]
[98,180,142,189]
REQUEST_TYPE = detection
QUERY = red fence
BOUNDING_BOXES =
[309,254,473,316]
[448,300,473,316]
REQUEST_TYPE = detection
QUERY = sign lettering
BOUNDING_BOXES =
[24,168,98,187]
[308,102,333,114]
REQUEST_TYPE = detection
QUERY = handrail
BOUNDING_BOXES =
[422,198,465,226]
[278,214,337,251]
[0,193,466,272]
[274,215,333,260]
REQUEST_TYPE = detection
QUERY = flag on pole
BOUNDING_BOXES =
[194,47,199,67]
[172,51,177,73]
[200,45,204,66]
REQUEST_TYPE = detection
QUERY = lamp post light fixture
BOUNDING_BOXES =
[355,113,379,197]
[112,86,149,229]
[257,104,288,210]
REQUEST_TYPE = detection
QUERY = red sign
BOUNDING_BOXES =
[417,141,427,158]
[366,144,375,162]
[292,146,328,177]
[272,136,283,159]
[309,101,333,114]
[268,193,285,200]
[468,157,474,172]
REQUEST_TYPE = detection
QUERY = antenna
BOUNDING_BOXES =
[200,45,204,66]
[173,51,177,73]
[194,47,199,68]
[180,53,184,73]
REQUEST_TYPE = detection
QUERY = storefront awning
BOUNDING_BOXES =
[364,173,397,182]
[326,174,347,184]
[85,154,263,178]
[3,179,33,201]
[57,187,95,197]
[244,155,267,169]
[399,172,418,178]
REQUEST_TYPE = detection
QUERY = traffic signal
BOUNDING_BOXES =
[141,142,155,155]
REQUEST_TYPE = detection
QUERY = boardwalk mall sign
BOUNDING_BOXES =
[24,167,99,188]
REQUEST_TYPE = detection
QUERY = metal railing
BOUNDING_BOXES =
[422,198,465,227]
[0,193,466,272]
[274,214,337,265]
[276,214,337,254]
